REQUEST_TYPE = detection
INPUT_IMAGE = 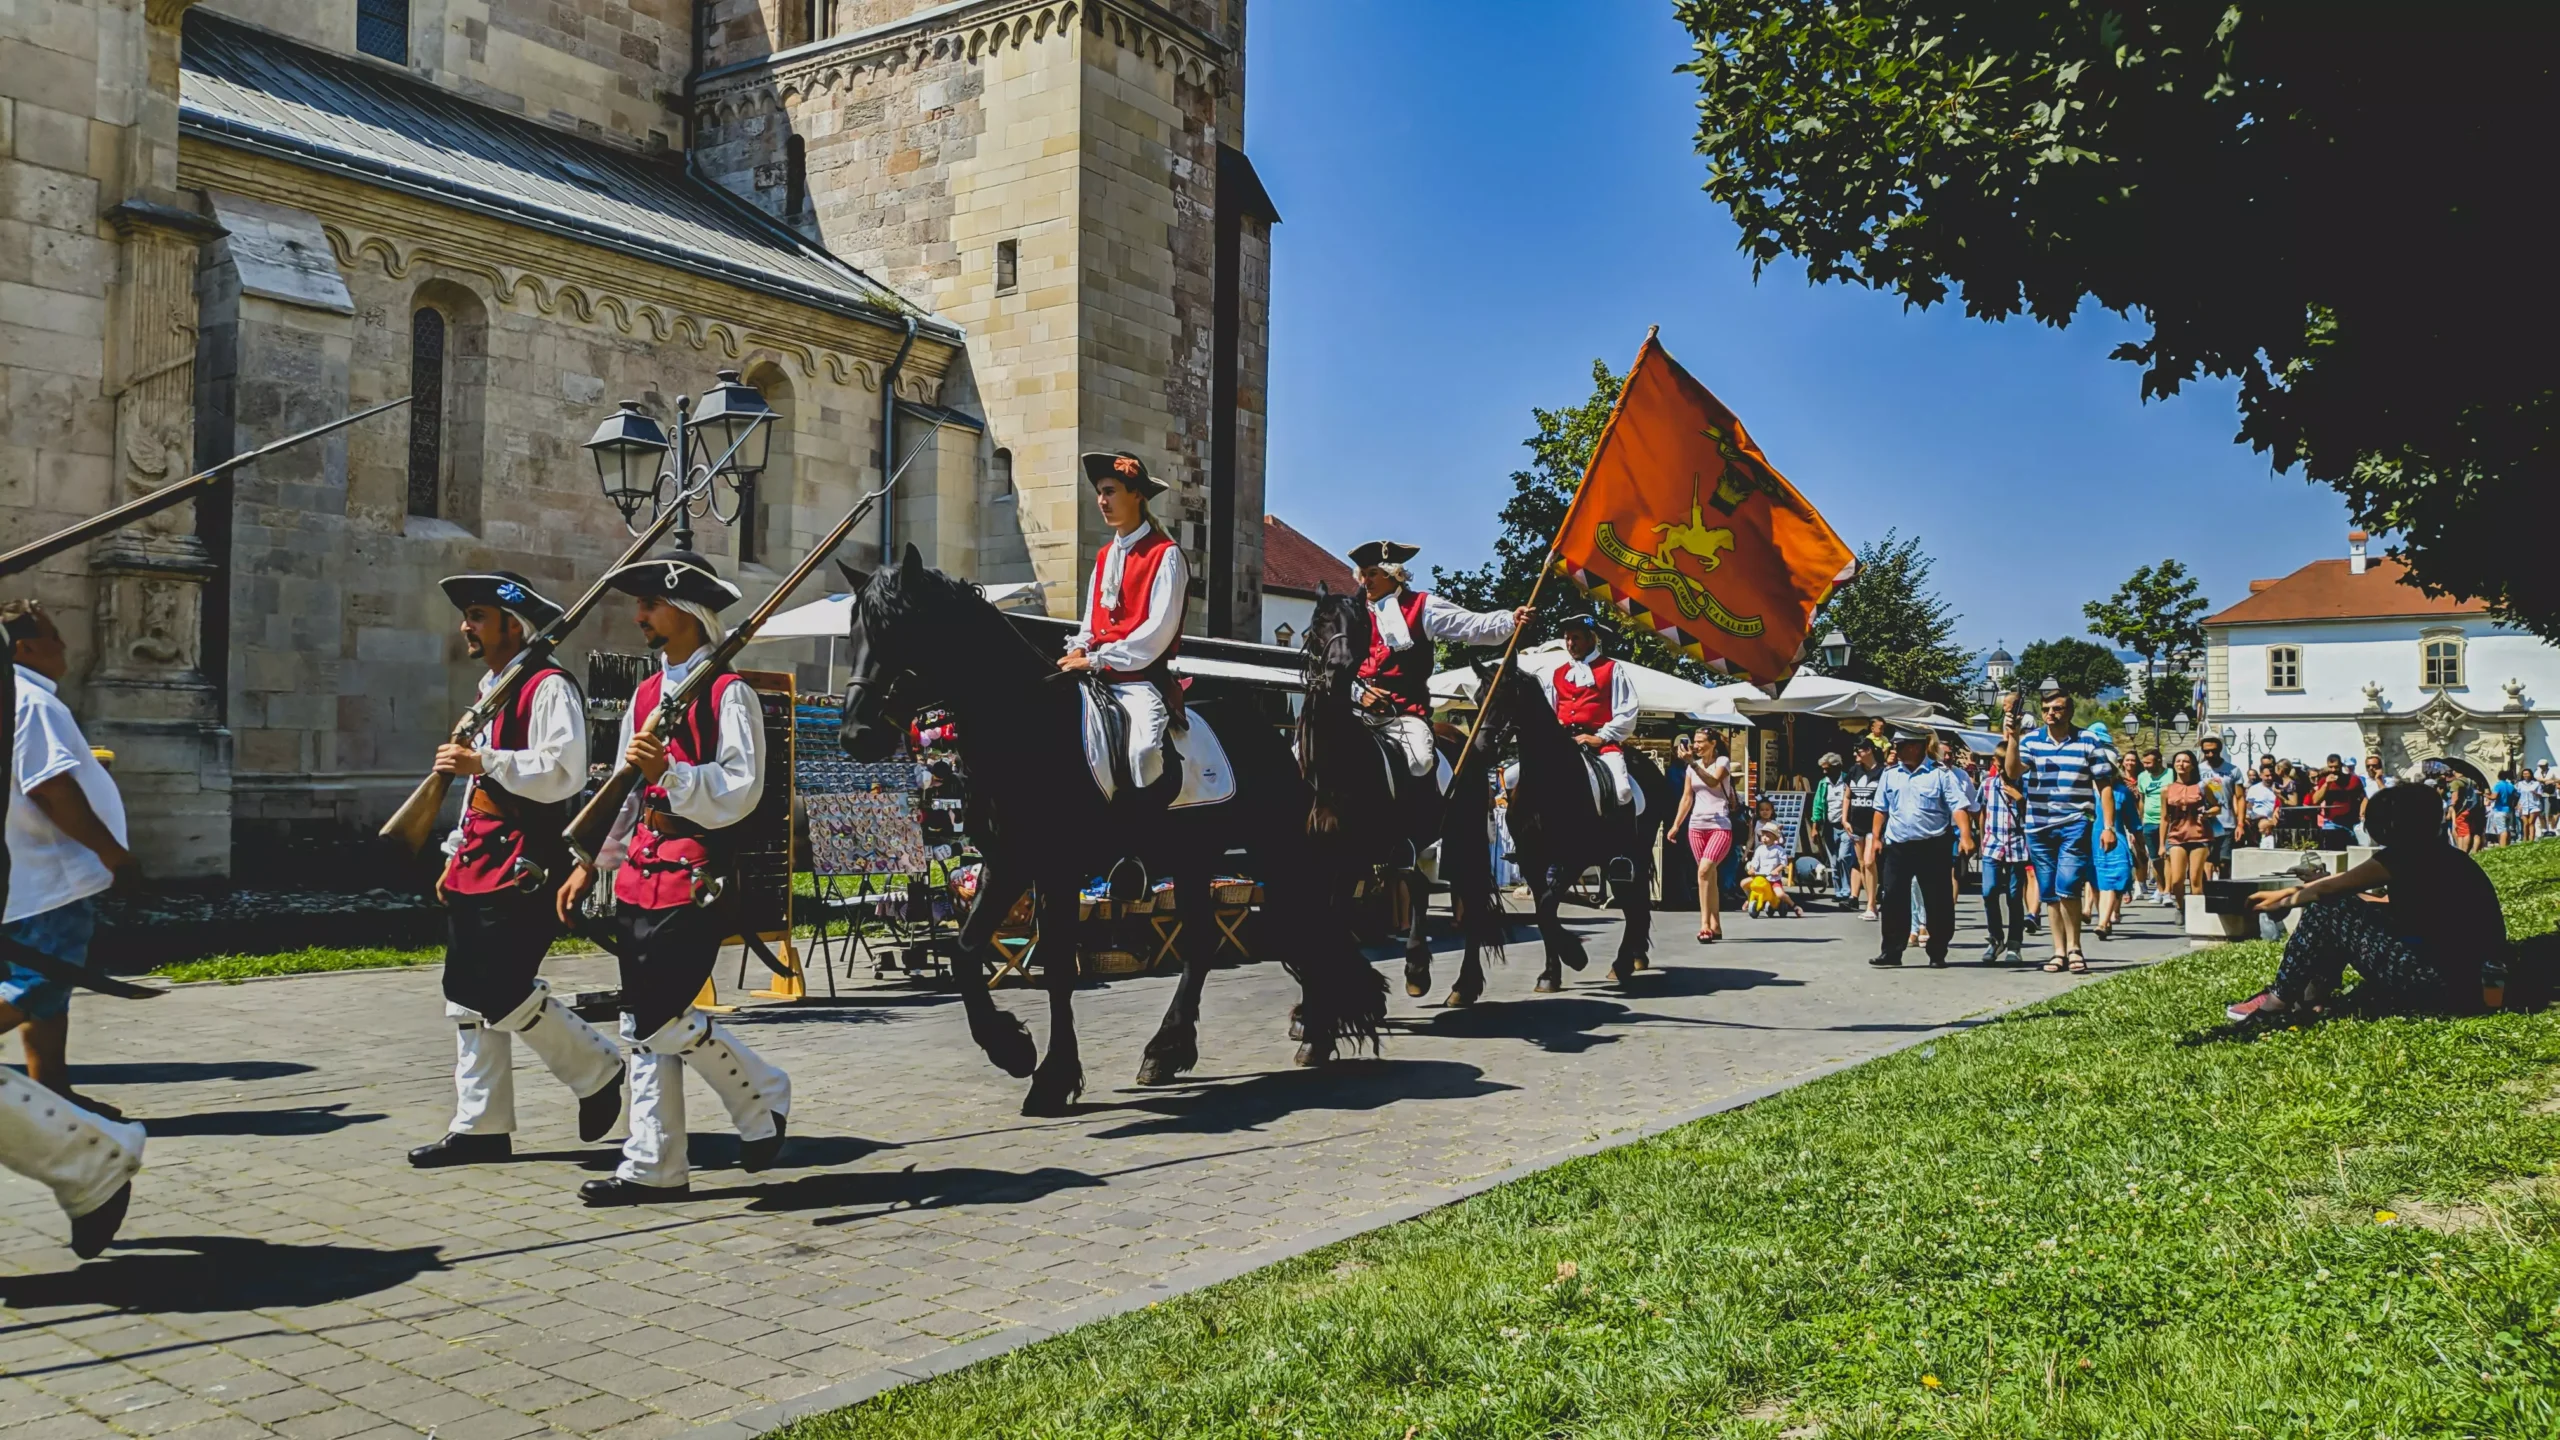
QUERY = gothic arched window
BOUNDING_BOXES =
[785,135,807,218]
[406,307,446,517]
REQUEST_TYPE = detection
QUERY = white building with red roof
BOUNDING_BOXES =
[1260,516,1359,647]
[2205,531,2553,776]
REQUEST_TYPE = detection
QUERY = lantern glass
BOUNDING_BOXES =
[2264,726,2279,752]
[1818,629,1850,672]
[692,369,774,476]
[582,401,670,514]
[2174,711,2192,732]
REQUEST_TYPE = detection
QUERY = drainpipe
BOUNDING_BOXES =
[878,314,919,563]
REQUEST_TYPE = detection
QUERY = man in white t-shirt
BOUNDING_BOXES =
[2,602,134,1114]
[0,600,144,1258]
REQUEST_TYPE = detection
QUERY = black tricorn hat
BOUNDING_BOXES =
[1348,539,1421,568]
[441,571,564,633]
[1556,613,1601,634]
[1081,450,1167,500]
[603,549,745,613]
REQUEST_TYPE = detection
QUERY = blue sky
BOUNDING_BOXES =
[1241,0,2357,656]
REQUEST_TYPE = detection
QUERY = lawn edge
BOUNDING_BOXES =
[675,952,2186,1440]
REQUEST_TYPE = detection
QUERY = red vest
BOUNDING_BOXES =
[1356,589,1435,718]
[611,667,749,911]
[1085,527,1182,679]
[440,667,573,897]
[1552,659,1621,753]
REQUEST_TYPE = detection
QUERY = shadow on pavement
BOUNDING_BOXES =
[1621,966,1803,998]
[0,1236,446,1314]
[1399,997,1728,1053]
[1092,1059,1513,1139]
[143,1103,383,1137]
[720,1163,1105,1220]
[66,1060,317,1086]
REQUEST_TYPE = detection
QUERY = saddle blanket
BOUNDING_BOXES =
[1080,692,1238,808]
[1576,750,1646,818]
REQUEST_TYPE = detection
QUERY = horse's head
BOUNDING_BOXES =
[1301,582,1366,701]
[835,546,936,763]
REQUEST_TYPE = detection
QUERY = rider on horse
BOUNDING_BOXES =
[1060,452,1186,811]
[1539,614,1641,816]
[1348,539,1530,786]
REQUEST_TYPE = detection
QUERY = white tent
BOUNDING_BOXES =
[1738,672,1938,721]
[744,581,1045,643]
[1428,642,1755,724]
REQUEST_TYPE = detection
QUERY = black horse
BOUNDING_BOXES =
[1451,659,1676,1000]
[835,548,1384,1115]
[1296,586,1505,1000]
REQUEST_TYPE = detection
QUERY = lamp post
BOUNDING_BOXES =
[581,370,774,552]
[1817,629,1851,673]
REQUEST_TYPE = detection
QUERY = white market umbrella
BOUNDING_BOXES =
[745,580,1047,644]
[1740,672,1938,721]
[1428,642,1753,724]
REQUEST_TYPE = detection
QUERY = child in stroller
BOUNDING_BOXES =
[1742,821,1805,918]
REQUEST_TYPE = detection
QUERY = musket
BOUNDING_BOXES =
[0,396,411,580]
[376,473,710,855]
[563,451,925,866]
[0,396,411,999]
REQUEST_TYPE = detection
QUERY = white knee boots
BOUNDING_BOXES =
[0,1069,144,1253]
[611,1008,791,1190]
[421,980,625,1166]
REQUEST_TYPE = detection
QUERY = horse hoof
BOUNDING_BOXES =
[1630,956,1651,973]
[1444,988,1479,1009]
[1534,975,1561,994]
[1561,951,1589,973]
[1293,1040,1335,1068]
[1404,960,1431,998]
[1286,1003,1305,1043]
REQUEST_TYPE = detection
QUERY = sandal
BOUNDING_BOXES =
[2067,951,2089,975]
[2042,956,2067,973]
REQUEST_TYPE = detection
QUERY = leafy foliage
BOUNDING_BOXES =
[1675,1,2560,636]
[2085,560,2209,727]
[1433,361,1705,678]
[1807,530,1971,707]
[2011,636,2126,700]
[793,846,2560,1439]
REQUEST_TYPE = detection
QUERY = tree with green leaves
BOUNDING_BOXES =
[2084,561,2209,738]
[1432,361,1703,677]
[1675,1,2558,636]
[1807,530,1971,708]
[2010,637,2125,702]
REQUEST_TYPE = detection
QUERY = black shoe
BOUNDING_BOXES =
[739,1112,788,1173]
[576,1072,626,1145]
[579,1176,691,1206]
[57,1089,126,1123]
[407,1132,511,1168]
[1867,955,1904,968]
[1927,955,1949,968]
[69,1182,132,1260]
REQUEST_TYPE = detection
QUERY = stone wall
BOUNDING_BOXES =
[201,0,692,152]
[179,139,961,877]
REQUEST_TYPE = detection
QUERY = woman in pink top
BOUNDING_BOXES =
[1669,728,1737,942]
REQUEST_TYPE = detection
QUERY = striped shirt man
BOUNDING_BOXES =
[1977,767,2027,863]
[2017,725,2112,832]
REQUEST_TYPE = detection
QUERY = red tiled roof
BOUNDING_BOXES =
[2204,555,2489,625]
[1262,515,1357,597]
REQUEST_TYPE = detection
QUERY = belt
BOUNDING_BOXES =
[642,808,705,838]
[468,788,507,819]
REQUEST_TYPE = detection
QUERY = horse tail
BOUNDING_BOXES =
[1441,739,1507,963]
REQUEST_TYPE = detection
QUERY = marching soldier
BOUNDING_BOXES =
[1347,540,1529,783]
[409,573,625,1167]
[1060,452,1187,804]
[1538,614,1641,813]
[556,550,789,1205]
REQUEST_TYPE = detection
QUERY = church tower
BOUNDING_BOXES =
[693,0,1278,639]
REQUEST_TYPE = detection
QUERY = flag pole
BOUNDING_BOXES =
[1450,326,1659,782]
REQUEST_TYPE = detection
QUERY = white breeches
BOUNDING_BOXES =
[1597,750,1637,812]
[0,1069,143,1219]
[1110,681,1172,789]
[1366,713,1439,779]
[445,980,622,1136]
[616,1008,792,1188]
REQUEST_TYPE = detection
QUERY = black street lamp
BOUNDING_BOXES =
[582,370,774,550]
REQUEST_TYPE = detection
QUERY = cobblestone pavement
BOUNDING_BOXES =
[2,896,2196,1440]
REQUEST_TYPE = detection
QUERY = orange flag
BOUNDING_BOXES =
[1553,330,1857,683]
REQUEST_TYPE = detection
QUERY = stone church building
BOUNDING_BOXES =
[0,0,1276,880]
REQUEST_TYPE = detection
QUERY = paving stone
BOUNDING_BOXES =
[0,913,2181,1436]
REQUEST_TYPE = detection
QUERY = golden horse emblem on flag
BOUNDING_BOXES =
[1549,331,1856,682]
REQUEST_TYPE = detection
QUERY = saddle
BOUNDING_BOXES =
[1079,679,1236,810]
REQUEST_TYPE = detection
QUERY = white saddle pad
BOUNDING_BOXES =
[1080,692,1238,809]
[1364,728,1455,795]
[1576,751,1644,818]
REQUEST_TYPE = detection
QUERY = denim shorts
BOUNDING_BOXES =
[0,898,100,1023]
[2026,817,2092,901]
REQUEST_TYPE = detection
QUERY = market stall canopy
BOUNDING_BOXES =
[746,581,1046,643]
[1428,642,1755,724]
[1738,672,1938,721]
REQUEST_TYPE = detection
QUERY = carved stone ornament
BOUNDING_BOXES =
[2505,678,2528,711]
[2360,680,2384,712]
[2371,690,2531,781]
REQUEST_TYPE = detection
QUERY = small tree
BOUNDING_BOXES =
[2011,637,2125,701]
[1808,530,1972,709]
[2084,561,2209,745]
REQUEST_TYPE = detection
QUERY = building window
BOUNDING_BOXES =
[406,307,445,517]
[2266,645,2301,692]
[784,135,806,218]
[995,238,1019,293]
[357,0,408,63]
[2421,633,2464,690]
[990,447,1013,498]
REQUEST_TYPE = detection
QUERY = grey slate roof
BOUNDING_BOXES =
[178,12,951,335]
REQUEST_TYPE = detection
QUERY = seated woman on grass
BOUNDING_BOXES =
[2227,782,2505,1023]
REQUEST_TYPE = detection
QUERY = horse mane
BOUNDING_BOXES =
[1296,587,1370,837]
[864,554,1047,678]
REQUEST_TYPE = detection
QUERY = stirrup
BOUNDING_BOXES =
[1105,855,1152,905]
[1604,856,1637,885]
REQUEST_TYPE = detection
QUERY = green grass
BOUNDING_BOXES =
[790,840,2560,1439]
[148,933,598,984]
